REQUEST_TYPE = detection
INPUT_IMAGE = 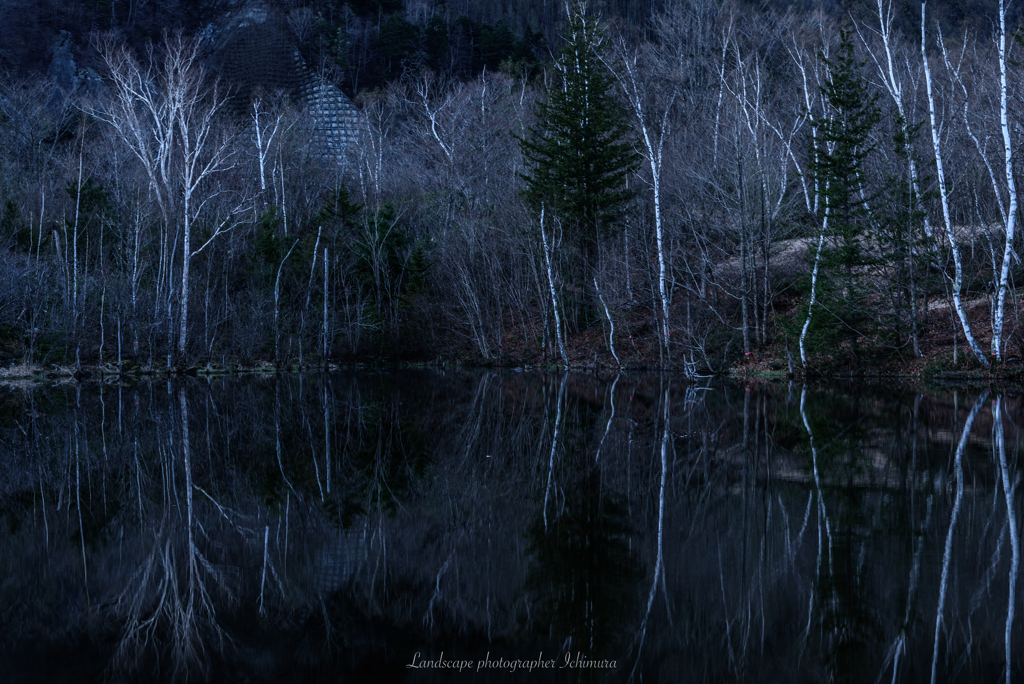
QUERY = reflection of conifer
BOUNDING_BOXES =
[526,465,642,656]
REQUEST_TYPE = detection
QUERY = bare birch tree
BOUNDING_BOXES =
[942,0,1019,361]
[787,37,829,368]
[95,31,241,363]
[921,3,989,366]
[720,22,800,351]
[610,38,675,359]
[251,97,284,206]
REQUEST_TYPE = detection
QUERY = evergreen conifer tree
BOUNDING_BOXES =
[878,112,933,355]
[805,29,882,355]
[518,3,637,328]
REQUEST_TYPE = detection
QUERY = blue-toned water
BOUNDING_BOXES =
[0,372,1019,682]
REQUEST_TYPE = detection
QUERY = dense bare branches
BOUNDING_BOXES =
[94,31,243,362]
[0,2,1022,370]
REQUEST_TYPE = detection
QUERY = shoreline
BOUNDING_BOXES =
[1,355,1022,390]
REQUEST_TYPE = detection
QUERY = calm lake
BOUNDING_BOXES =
[0,371,1021,682]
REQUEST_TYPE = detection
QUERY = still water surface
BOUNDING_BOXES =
[0,371,1021,682]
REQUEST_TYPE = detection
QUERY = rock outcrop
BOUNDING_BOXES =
[45,31,105,126]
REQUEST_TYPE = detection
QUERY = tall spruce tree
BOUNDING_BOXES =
[518,3,637,328]
[879,112,932,356]
[805,29,882,356]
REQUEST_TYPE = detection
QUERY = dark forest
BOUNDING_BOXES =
[2,0,1024,376]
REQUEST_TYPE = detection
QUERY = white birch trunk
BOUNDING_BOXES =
[73,146,83,326]
[594,277,620,366]
[540,206,568,369]
[610,47,673,359]
[131,208,142,358]
[799,227,826,368]
[178,201,191,360]
[323,247,329,363]
[992,0,1017,360]
[275,239,300,365]
[304,227,322,316]
[652,144,671,357]
[252,98,282,205]
[921,3,989,366]
[867,0,934,240]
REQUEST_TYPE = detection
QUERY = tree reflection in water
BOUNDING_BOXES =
[525,392,643,657]
[0,373,1023,682]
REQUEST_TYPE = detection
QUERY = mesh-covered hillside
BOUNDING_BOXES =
[209,0,360,162]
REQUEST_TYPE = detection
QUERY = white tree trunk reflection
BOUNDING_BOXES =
[11,375,1024,680]
[881,495,933,683]
[996,395,1018,684]
[630,384,669,678]
[110,387,229,679]
[595,373,619,463]
[931,391,988,684]
[543,374,567,533]
[799,386,833,656]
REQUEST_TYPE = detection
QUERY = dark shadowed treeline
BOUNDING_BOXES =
[3,0,1024,372]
